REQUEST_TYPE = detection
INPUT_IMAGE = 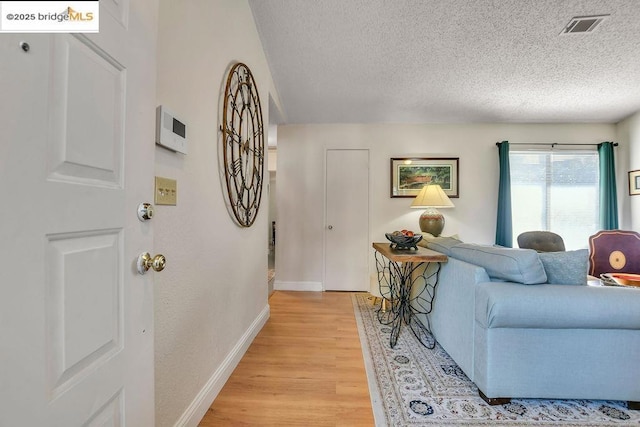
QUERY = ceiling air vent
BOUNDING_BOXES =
[561,15,609,34]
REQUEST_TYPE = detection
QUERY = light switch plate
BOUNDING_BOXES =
[155,176,177,205]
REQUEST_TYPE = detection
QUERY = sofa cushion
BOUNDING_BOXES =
[421,236,462,256]
[538,249,588,285]
[449,244,547,284]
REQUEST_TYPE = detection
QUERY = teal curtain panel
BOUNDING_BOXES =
[598,141,618,230]
[495,141,513,247]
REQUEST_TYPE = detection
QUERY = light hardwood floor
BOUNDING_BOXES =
[199,291,375,426]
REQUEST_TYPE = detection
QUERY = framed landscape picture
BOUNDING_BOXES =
[629,169,640,196]
[390,157,459,198]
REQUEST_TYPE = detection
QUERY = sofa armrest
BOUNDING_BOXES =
[422,257,490,380]
[475,282,640,329]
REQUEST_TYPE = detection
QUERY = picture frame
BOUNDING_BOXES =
[629,169,640,196]
[390,157,459,198]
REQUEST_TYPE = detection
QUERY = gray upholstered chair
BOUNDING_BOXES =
[517,231,566,252]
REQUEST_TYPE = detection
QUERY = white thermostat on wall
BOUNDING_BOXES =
[156,105,187,154]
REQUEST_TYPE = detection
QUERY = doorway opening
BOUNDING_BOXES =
[268,167,276,296]
[267,94,282,297]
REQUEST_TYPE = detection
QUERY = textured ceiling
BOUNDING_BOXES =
[248,0,640,124]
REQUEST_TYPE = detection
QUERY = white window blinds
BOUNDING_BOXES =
[510,149,599,250]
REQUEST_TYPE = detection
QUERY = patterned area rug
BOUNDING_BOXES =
[352,293,639,426]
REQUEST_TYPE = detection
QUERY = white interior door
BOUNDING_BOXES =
[0,2,157,425]
[325,149,369,291]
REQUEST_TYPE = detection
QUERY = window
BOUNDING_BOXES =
[510,150,599,250]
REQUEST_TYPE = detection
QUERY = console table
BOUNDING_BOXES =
[372,242,447,349]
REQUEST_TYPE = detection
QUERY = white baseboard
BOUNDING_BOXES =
[173,304,270,427]
[273,280,323,291]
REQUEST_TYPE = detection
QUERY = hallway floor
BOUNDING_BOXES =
[199,291,374,426]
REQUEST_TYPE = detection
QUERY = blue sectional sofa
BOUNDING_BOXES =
[416,238,640,409]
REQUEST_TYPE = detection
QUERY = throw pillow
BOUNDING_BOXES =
[423,236,462,256]
[449,243,547,284]
[417,232,460,247]
[538,249,589,285]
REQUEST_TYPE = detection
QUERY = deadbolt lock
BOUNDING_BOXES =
[137,203,155,221]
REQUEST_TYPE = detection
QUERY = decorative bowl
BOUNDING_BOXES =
[385,233,423,250]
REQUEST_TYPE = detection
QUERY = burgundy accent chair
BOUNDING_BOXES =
[588,230,640,277]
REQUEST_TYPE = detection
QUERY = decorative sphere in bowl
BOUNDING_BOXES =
[385,231,423,250]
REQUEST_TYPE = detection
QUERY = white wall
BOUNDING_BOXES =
[154,1,273,425]
[275,123,620,288]
[617,111,640,231]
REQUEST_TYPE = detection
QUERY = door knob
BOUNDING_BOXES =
[137,252,166,274]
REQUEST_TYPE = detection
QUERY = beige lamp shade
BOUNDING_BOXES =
[410,185,454,236]
[410,184,455,209]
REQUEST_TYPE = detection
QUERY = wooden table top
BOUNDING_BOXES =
[372,242,448,263]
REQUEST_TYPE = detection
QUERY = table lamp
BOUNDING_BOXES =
[410,184,454,237]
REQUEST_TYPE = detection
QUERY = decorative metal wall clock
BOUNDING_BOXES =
[221,63,265,227]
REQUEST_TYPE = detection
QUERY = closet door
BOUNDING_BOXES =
[324,149,369,291]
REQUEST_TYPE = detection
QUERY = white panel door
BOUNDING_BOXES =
[0,1,157,425]
[325,149,369,291]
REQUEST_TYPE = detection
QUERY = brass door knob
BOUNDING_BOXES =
[137,252,166,274]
